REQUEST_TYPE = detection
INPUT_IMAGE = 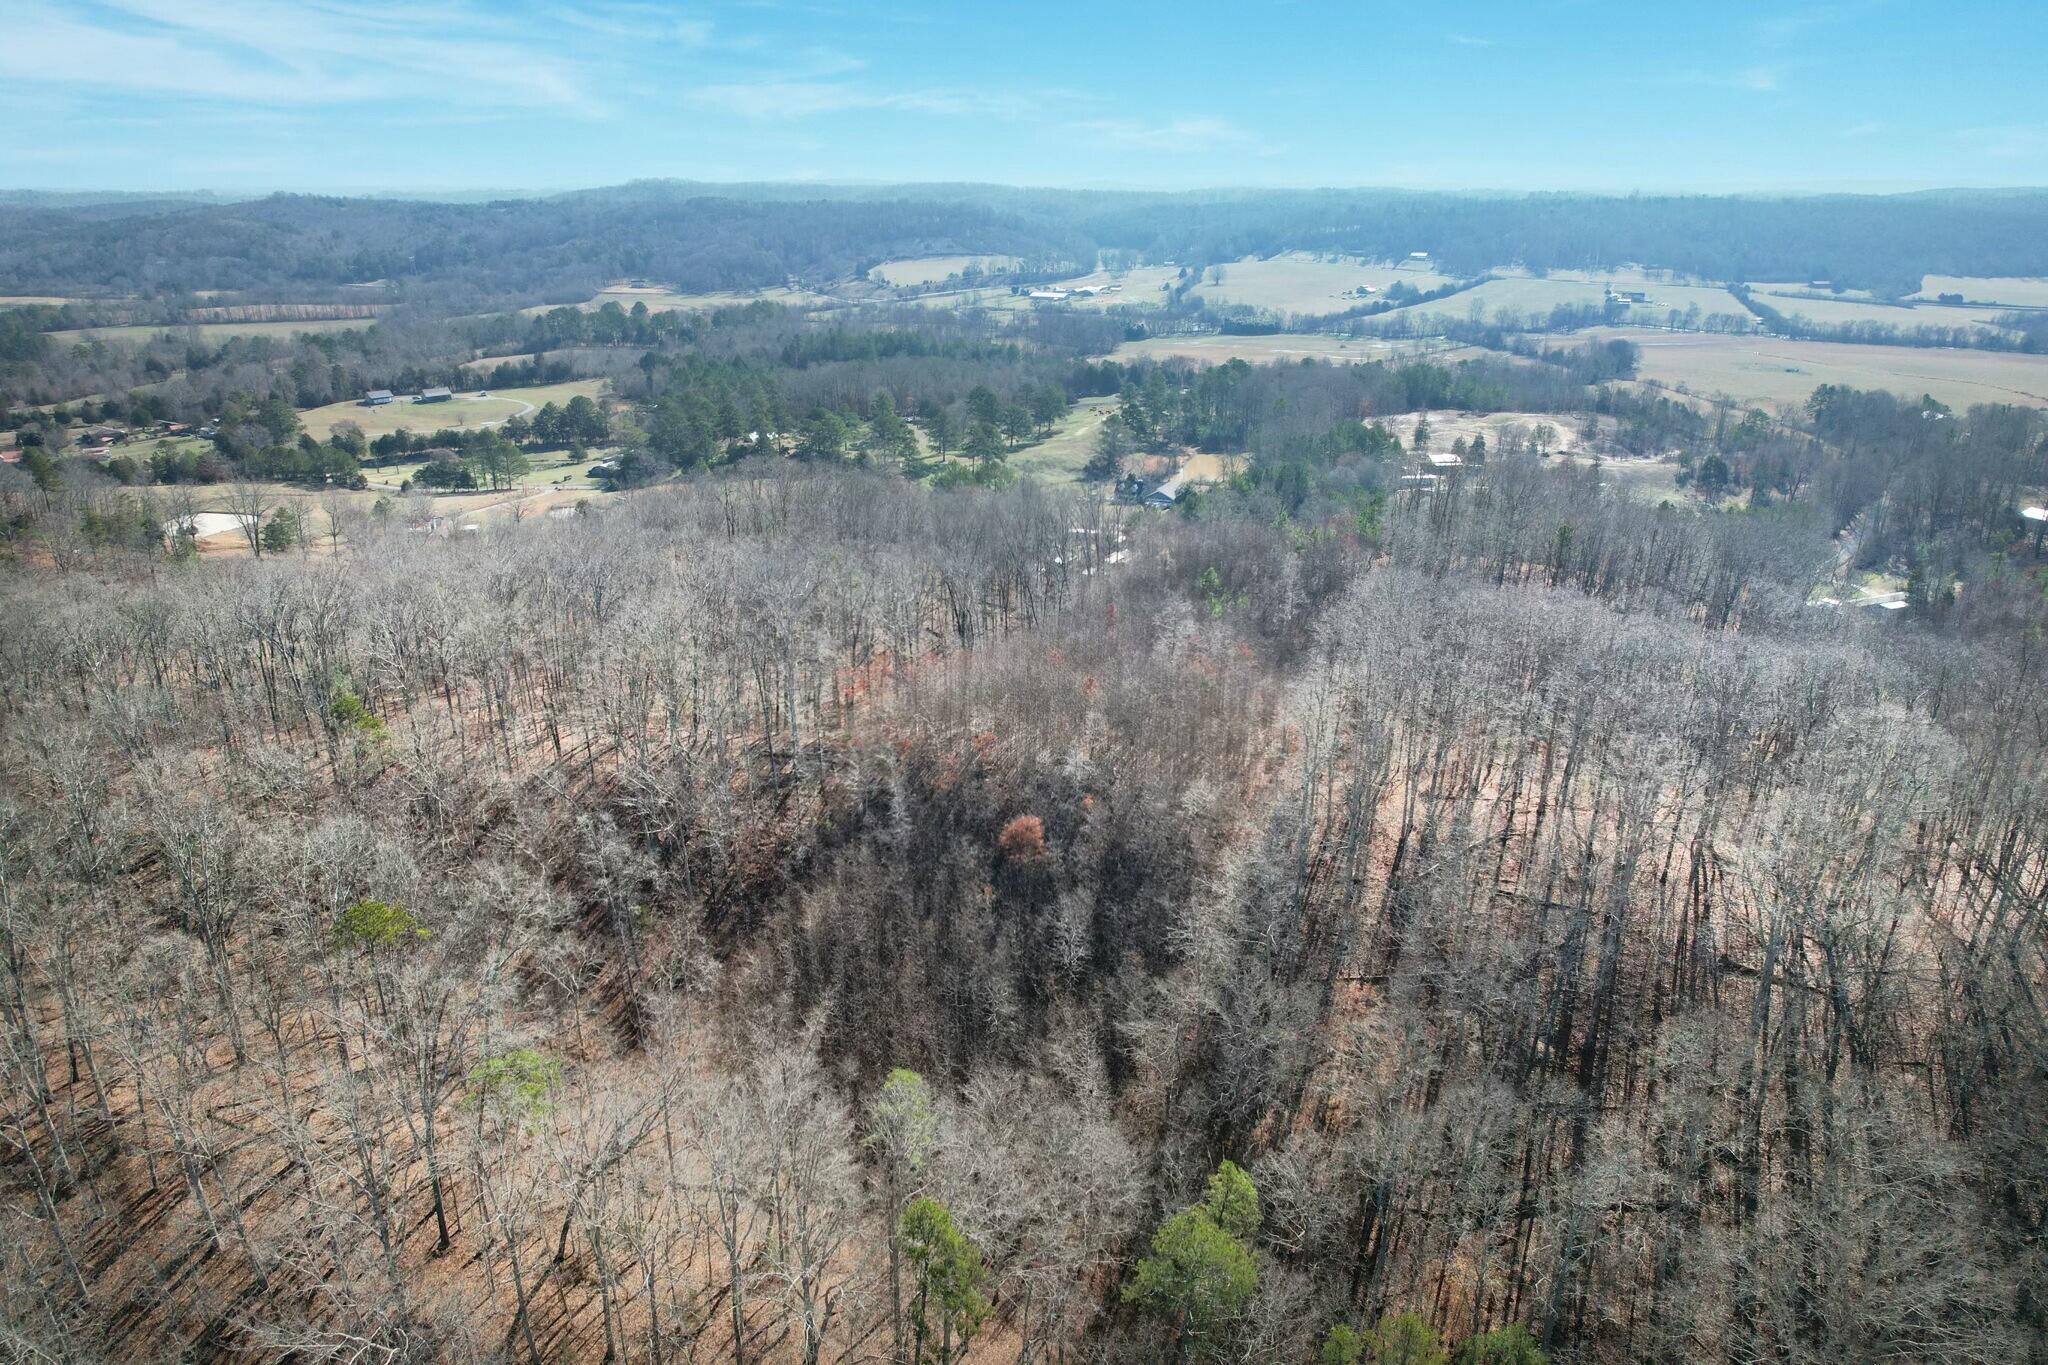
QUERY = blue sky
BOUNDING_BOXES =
[1,0,2043,194]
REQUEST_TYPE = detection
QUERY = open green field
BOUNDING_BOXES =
[1188,252,1461,316]
[917,264,1184,313]
[1746,281,1882,301]
[1748,288,2018,336]
[49,318,377,345]
[1111,333,1489,366]
[872,254,1020,286]
[463,352,540,374]
[525,284,831,316]
[367,448,610,492]
[165,479,618,554]
[0,295,82,308]
[1373,276,1608,327]
[1911,274,2048,308]
[1008,396,1118,483]
[1578,326,2048,411]
[298,378,608,440]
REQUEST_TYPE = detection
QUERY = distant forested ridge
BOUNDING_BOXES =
[0,188,1093,302]
[3,183,2048,303]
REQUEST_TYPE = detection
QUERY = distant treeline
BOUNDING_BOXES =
[0,188,1093,303]
[6,184,2048,306]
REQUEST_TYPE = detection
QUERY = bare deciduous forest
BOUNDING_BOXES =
[2,430,2045,1362]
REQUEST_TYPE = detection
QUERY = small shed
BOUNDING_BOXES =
[364,389,395,406]
[419,386,453,403]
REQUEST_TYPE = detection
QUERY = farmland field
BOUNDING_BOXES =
[48,318,378,345]
[1576,327,2048,411]
[525,284,832,316]
[1748,288,2018,335]
[1111,333,1489,366]
[872,254,1020,286]
[919,264,1184,312]
[1189,252,1460,315]
[0,295,82,307]
[297,378,609,439]
[1911,274,2048,308]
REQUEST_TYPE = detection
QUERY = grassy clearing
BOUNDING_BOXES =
[523,285,830,316]
[0,295,83,308]
[163,477,619,550]
[872,255,1020,286]
[918,265,1184,314]
[1749,289,2017,336]
[1582,456,1690,506]
[49,318,377,345]
[1110,333,1487,366]
[1188,252,1460,315]
[1008,396,1118,483]
[1912,275,2048,308]
[365,449,609,492]
[1374,277,1607,326]
[1579,326,2048,412]
[298,378,607,440]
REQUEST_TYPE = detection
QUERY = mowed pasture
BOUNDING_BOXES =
[1189,252,1460,315]
[169,481,617,555]
[48,318,378,345]
[1007,395,1118,483]
[871,254,1020,286]
[1748,288,2019,336]
[1578,327,2048,411]
[919,265,1184,313]
[1111,333,1491,366]
[522,284,831,316]
[1912,274,2048,308]
[297,379,609,439]
[366,449,613,492]
[0,296,84,308]
[1369,276,1605,327]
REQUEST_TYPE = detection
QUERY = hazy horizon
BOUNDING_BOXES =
[7,179,2048,203]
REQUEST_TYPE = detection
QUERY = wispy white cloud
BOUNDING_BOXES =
[693,80,1044,121]
[1446,33,1493,47]
[0,0,625,115]
[1736,65,1785,91]
[1067,116,1279,156]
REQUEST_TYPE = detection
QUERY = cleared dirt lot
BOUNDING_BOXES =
[1578,327,2048,411]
